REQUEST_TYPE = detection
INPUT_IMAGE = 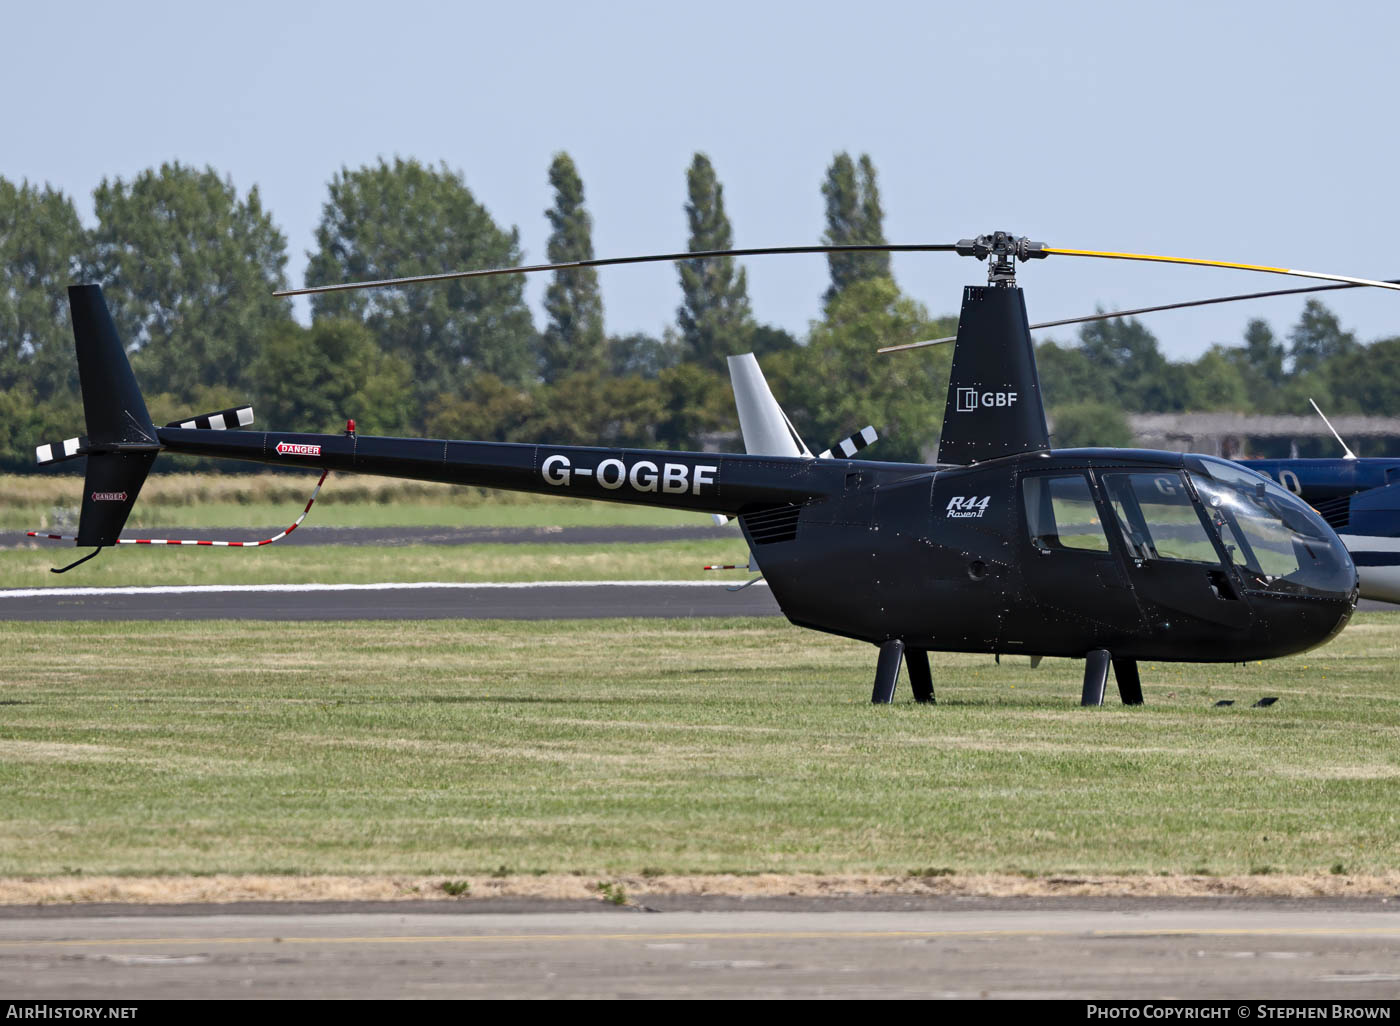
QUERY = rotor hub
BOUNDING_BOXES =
[955,231,1047,286]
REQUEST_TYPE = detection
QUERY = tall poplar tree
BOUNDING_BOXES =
[676,153,754,370]
[821,152,891,304]
[540,153,605,383]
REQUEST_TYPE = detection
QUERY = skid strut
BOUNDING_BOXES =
[1082,651,1145,707]
[872,639,905,705]
[906,647,934,704]
[1113,658,1144,706]
[1081,649,1111,707]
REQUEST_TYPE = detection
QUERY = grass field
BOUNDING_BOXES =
[1,614,1397,881]
[1,473,703,530]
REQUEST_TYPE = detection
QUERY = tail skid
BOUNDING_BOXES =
[29,471,329,550]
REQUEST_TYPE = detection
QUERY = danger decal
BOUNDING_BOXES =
[276,442,322,457]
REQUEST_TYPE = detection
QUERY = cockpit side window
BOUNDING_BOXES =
[1022,474,1110,553]
[1100,472,1221,565]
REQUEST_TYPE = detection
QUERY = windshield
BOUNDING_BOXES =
[1100,472,1221,565]
[1188,458,1355,598]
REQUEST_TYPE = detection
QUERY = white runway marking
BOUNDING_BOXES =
[0,580,770,600]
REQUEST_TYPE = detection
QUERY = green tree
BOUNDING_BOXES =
[424,374,539,443]
[1075,315,1188,411]
[1327,336,1400,417]
[89,162,291,402]
[1180,346,1249,410]
[0,179,88,402]
[1289,299,1358,376]
[1049,401,1135,448]
[525,371,663,449]
[653,363,731,450]
[606,332,680,379]
[771,278,953,463]
[1236,317,1286,390]
[251,319,414,436]
[1036,339,1114,408]
[305,158,537,402]
[749,323,799,359]
[821,153,891,304]
[540,153,605,383]
[676,153,754,370]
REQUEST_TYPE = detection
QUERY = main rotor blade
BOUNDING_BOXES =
[1043,246,1400,293]
[274,243,960,298]
[876,276,1400,354]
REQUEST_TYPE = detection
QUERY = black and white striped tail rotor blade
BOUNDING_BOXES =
[35,435,88,466]
[166,405,254,431]
[818,426,878,460]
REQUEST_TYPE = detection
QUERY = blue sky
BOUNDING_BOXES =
[6,0,1398,361]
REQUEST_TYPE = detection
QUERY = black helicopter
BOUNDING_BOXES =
[32,233,1377,707]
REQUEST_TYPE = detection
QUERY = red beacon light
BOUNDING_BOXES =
[345,419,356,436]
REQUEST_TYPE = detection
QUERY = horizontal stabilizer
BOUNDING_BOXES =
[819,426,877,460]
[167,405,254,431]
[36,434,89,466]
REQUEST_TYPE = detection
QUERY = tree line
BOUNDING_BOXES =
[1,155,1397,472]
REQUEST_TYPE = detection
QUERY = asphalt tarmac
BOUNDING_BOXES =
[4,899,1400,999]
[2,581,1394,623]
[0,580,781,621]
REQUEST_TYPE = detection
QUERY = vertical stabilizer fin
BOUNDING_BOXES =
[66,285,160,548]
[935,286,1050,466]
[726,353,812,458]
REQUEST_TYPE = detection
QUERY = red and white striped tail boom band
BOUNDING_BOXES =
[27,471,328,548]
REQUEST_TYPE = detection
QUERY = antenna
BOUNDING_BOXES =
[1309,398,1357,460]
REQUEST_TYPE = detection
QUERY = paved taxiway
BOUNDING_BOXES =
[2,583,1393,622]
[4,900,1400,999]
[0,580,780,621]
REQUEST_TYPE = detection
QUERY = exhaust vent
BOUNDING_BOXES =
[742,504,801,545]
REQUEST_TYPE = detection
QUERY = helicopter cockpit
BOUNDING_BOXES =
[1090,456,1355,602]
[1182,456,1356,600]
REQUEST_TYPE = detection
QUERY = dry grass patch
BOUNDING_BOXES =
[2,872,1399,906]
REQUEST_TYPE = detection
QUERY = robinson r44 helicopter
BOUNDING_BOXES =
[31,233,1381,706]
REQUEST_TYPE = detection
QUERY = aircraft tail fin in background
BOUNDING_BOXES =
[935,285,1050,466]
